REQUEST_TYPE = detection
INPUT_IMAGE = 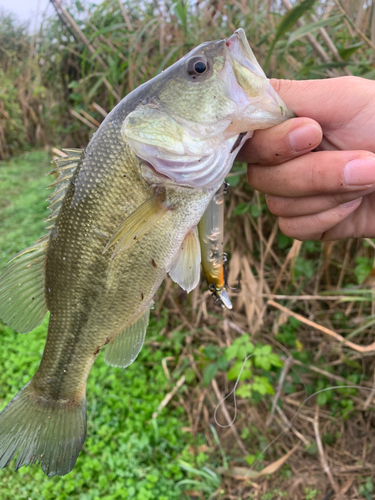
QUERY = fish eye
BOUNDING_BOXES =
[187,56,209,78]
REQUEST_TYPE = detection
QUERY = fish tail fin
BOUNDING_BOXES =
[0,381,86,477]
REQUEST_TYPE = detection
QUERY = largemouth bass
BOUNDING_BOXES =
[0,29,293,476]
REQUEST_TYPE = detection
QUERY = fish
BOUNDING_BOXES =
[0,29,293,477]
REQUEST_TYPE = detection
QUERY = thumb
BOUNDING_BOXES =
[269,76,367,125]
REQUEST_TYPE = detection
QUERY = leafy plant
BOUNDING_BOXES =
[276,317,300,348]
[225,335,283,399]
[354,255,373,284]
[177,462,222,499]
[359,477,374,500]
[264,0,317,70]
[197,343,228,386]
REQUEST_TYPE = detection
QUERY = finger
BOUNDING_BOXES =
[315,136,340,152]
[237,117,322,165]
[322,193,375,240]
[278,198,363,241]
[269,77,371,127]
[270,77,375,152]
[247,151,375,197]
[266,187,375,218]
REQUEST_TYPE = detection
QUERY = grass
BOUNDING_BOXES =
[0,151,205,499]
[0,150,50,265]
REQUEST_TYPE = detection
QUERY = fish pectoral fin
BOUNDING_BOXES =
[168,227,201,293]
[103,191,169,259]
[104,303,152,368]
[0,237,49,333]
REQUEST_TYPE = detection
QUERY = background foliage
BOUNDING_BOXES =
[1,1,375,499]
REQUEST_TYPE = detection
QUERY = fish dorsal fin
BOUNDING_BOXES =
[103,191,169,259]
[104,303,152,368]
[168,227,201,293]
[0,149,83,333]
[0,236,49,333]
[45,149,83,229]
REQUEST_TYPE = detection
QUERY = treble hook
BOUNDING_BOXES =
[223,253,240,291]
[212,294,225,308]
[209,283,232,309]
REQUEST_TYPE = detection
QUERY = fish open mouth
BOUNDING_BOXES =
[221,29,294,137]
[225,29,269,98]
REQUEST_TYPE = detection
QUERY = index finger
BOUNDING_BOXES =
[237,117,322,166]
[247,150,375,197]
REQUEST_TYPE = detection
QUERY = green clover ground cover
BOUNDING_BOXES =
[0,151,202,499]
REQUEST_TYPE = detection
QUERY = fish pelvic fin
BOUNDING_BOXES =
[0,149,83,333]
[104,302,152,368]
[103,191,169,259]
[0,382,86,477]
[168,227,201,293]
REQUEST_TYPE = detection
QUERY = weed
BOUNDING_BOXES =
[304,487,320,499]
[359,477,374,500]
[225,335,283,399]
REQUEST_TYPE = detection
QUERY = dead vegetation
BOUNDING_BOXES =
[154,184,375,498]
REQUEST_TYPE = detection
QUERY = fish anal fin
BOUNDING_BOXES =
[103,191,168,259]
[104,304,152,368]
[168,227,201,293]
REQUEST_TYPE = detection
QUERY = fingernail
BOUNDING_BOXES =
[341,198,362,209]
[344,157,375,186]
[289,124,321,152]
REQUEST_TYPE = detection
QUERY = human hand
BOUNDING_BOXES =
[239,76,375,240]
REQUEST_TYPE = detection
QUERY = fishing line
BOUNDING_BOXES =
[214,353,375,477]
[214,353,255,428]
[213,352,308,429]
[255,384,375,469]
